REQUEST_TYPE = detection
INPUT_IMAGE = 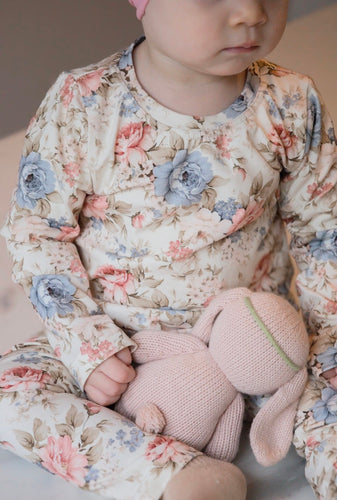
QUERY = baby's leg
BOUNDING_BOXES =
[0,336,246,499]
[293,374,337,499]
[0,337,199,500]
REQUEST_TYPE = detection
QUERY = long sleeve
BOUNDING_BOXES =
[278,77,337,379]
[1,72,136,390]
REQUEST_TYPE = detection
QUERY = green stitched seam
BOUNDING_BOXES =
[244,296,300,372]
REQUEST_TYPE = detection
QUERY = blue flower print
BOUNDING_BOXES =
[115,425,144,452]
[213,198,243,221]
[115,429,127,443]
[309,230,337,263]
[30,274,76,319]
[47,217,67,229]
[154,150,213,207]
[118,45,134,70]
[13,353,43,365]
[120,93,140,117]
[327,127,337,144]
[312,387,337,424]
[305,92,322,153]
[82,94,97,108]
[85,466,100,483]
[282,92,301,110]
[317,343,337,372]
[16,152,56,209]
[124,428,145,452]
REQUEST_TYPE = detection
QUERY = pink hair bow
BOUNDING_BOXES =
[129,0,150,19]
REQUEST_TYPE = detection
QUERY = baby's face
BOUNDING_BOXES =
[142,0,289,77]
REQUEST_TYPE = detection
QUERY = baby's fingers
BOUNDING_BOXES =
[101,354,136,383]
[116,347,133,365]
[85,381,127,406]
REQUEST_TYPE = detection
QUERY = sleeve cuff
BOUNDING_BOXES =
[46,313,138,391]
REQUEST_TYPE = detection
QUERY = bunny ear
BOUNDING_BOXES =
[250,367,308,467]
[192,288,250,343]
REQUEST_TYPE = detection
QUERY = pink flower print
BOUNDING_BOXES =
[236,167,247,181]
[83,194,109,220]
[325,300,337,314]
[307,437,321,449]
[132,213,145,229]
[228,199,264,234]
[70,258,87,279]
[250,252,273,291]
[27,115,37,134]
[77,69,104,97]
[0,441,14,450]
[57,225,81,242]
[306,436,324,458]
[166,240,193,261]
[11,215,59,242]
[268,124,298,159]
[307,182,333,200]
[80,339,117,362]
[145,436,193,465]
[85,401,102,415]
[203,295,215,308]
[215,134,232,159]
[93,265,135,304]
[39,435,88,486]
[0,366,52,392]
[64,162,81,187]
[60,75,75,108]
[116,122,154,166]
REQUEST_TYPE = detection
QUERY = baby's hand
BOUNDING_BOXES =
[322,367,337,390]
[84,348,136,406]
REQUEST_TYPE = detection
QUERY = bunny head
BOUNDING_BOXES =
[192,287,310,466]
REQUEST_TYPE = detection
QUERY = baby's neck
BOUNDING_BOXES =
[133,41,247,117]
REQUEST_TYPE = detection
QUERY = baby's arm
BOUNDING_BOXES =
[1,72,136,393]
[278,77,337,381]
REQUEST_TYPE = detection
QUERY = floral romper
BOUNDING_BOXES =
[1,38,337,499]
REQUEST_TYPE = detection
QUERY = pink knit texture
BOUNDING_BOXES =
[116,288,309,466]
[128,0,149,19]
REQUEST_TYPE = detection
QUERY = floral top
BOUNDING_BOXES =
[2,39,337,391]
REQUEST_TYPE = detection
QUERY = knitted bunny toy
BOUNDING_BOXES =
[115,287,309,466]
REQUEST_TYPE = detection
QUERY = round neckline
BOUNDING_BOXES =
[117,37,261,128]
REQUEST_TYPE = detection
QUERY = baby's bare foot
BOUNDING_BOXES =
[162,455,247,500]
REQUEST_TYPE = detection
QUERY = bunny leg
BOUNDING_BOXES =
[204,393,245,461]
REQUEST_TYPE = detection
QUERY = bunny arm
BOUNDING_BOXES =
[131,330,206,364]
[203,392,245,462]
[250,366,308,467]
[192,288,251,343]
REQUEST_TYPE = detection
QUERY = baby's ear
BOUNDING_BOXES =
[249,367,308,466]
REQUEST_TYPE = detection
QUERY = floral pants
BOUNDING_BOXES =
[0,336,199,500]
[293,373,337,500]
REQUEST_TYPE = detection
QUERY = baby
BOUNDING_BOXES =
[1,0,337,499]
